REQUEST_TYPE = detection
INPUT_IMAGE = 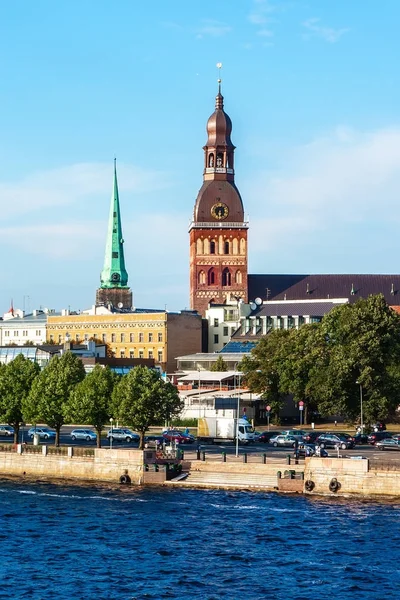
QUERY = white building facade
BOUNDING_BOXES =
[0,307,55,346]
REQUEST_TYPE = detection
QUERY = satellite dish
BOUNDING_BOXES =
[117,302,123,308]
[250,302,257,310]
[255,297,262,306]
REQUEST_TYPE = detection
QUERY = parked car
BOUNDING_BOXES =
[0,425,14,436]
[370,422,386,432]
[70,429,97,442]
[280,430,307,440]
[354,432,369,445]
[315,433,355,450]
[302,431,323,443]
[256,431,282,443]
[297,443,316,457]
[376,438,400,451]
[162,430,195,444]
[28,427,56,440]
[107,429,139,443]
[270,435,298,448]
[367,431,392,445]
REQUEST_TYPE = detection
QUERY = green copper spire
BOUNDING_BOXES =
[100,160,129,289]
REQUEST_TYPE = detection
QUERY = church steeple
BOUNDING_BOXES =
[96,160,133,310]
[100,159,128,288]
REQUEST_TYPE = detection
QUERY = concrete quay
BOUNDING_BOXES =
[0,445,399,497]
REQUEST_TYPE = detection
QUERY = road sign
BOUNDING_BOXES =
[299,401,304,407]
[299,405,304,411]
[266,405,271,412]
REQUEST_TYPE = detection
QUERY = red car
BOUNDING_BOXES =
[162,430,195,444]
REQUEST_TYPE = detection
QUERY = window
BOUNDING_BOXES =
[129,350,134,358]
[158,333,162,342]
[148,333,153,342]
[111,333,116,343]
[129,333,134,342]
[120,350,125,358]
[139,333,144,342]
[35,330,41,337]
[224,241,229,254]
[210,240,216,254]
[84,334,89,341]
[4,331,9,337]
[208,153,214,167]
[299,316,305,326]
[49,335,54,342]
[120,333,125,342]
[139,350,144,359]
[158,350,163,362]
[112,252,119,259]
[76,334,80,342]
[148,350,153,359]
[102,333,107,343]
[208,268,215,285]
[198,270,206,285]
[58,335,62,343]
[23,330,28,337]
[14,331,18,337]
[214,334,219,344]
[214,318,219,327]
[235,270,242,284]
[222,268,231,286]
[223,327,229,336]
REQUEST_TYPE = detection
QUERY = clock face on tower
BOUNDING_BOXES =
[111,272,120,282]
[211,202,229,221]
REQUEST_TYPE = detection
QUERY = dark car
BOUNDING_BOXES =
[315,433,355,450]
[354,432,369,445]
[367,431,392,445]
[256,431,282,443]
[375,438,400,450]
[370,422,386,432]
[302,431,323,444]
[162,430,195,444]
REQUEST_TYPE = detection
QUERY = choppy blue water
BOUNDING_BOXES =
[0,479,399,600]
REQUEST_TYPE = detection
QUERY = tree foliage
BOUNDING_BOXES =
[241,295,400,424]
[210,356,228,372]
[65,365,117,447]
[24,352,86,446]
[112,366,183,448]
[0,355,40,443]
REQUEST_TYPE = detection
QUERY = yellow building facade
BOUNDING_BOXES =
[47,310,202,373]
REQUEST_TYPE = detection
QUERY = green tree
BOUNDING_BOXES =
[24,352,86,446]
[112,366,183,448]
[310,294,400,422]
[65,365,117,447]
[0,354,40,443]
[210,356,228,372]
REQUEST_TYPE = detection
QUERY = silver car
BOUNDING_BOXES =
[270,435,298,448]
[70,429,97,442]
[107,428,139,443]
[0,425,14,436]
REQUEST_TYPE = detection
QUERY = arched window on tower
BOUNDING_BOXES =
[203,238,210,254]
[198,270,206,285]
[208,268,216,285]
[208,153,214,168]
[240,238,246,255]
[210,240,216,255]
[232,238,238,254]
[222,268,231,287]
[235,270,242,285]
[216,153,224,167]
[196,238,203,254]
[224,240,230,254]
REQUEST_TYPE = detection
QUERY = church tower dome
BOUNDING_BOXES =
[189,72,248,316]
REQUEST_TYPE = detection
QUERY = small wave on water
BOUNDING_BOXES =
[0,479,399,599]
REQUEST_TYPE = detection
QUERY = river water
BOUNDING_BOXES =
[0,479,399,600]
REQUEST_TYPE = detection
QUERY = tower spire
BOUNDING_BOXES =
[100,160,129,289]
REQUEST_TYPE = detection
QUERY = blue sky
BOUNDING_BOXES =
[1,0,400,313]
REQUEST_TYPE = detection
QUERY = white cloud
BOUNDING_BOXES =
[196,20,232,38]
[245,126,400,272]
[0,162,170,220]
[302,18,349,43]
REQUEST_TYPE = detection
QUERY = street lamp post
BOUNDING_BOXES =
[234,365,240,458]
[109,417,113,450]
[359,383,363,433]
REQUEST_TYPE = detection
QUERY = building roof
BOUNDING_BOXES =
[256,301,340,317]
[176,352,248,361]
[220,340,258,353]
[178,371,241,382]
[248,274,400,305]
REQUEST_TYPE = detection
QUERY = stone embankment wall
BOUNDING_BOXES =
[304,457,400,496]
[0,447,144,485]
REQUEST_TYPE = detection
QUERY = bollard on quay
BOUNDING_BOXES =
[202,451,206,461]
[243,453,248,464]
[222,451,227,463]
[197,448,201,460]
[263,453,267,464]
[286,455,291,465]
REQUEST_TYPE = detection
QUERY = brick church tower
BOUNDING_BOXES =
[189,79,248,316]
